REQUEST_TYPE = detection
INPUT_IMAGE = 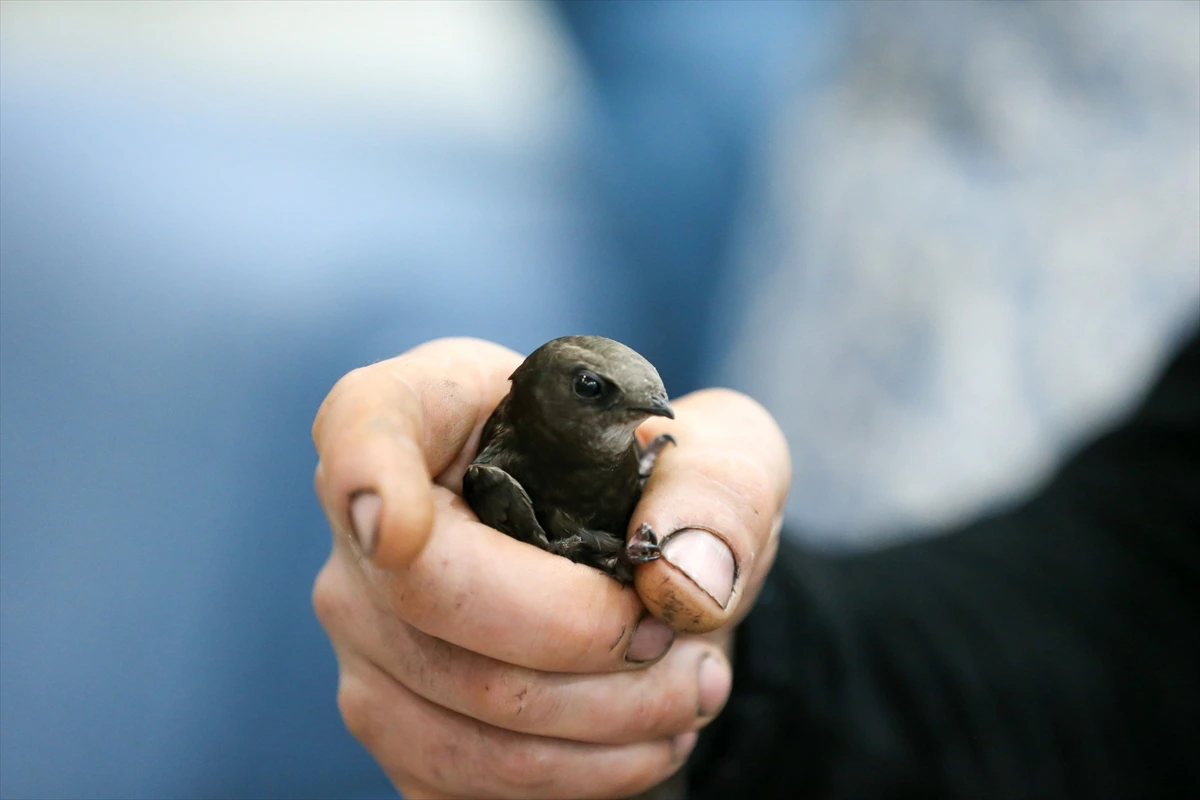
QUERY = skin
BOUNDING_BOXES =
[311,338,791,799]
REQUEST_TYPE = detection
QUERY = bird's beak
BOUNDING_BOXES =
[633,394,674,419]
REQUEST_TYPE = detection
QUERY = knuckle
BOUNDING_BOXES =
[335,365,373,396]
[311,561,353,633]
[701,452,779,520]
[487,739,557,793]
[337,673,382,750]
[608,662,696,741]
[635,685,691,739]
[684,387,790,478]
[313,367,370,445]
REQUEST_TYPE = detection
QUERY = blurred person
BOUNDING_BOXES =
[714,0,1200,547]
[3,0,1198,799]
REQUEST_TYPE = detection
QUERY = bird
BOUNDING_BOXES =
[462,335,677,583]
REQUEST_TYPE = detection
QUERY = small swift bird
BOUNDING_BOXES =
[463,335,676,583]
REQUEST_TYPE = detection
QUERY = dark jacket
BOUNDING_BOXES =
[692,328,1200,799]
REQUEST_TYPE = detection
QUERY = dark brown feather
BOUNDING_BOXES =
[463,336,675,582]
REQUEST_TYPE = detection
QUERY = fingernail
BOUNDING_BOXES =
[671,730,699,763]
[662,529,736,608]
[625,615,675,664]
[696,654,731,718]
[349,491,381,556]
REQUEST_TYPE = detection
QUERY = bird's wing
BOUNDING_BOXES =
[462,463,552,550]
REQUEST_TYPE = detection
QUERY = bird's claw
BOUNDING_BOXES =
[624,522,662,565]
[638,433,677,481]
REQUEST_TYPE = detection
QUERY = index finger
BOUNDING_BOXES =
[632,388,791,633]
[313,337,522,569]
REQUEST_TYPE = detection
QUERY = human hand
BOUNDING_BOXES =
[311,338,789,798]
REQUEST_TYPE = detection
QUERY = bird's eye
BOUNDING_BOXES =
[572,370,604,400]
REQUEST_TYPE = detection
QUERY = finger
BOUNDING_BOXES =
[315,556,732,744]
[632,388,791,633]
[339,484,672,673]
[313,338,522,569]
[335,655,694,800]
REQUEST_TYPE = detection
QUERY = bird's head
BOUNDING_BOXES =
[508,335,672,454]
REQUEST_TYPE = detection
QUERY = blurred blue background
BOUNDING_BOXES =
[1,2,1196,798]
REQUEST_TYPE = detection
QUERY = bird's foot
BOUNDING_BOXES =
[609,524,661,584]
[547,534,585,557]
[624,522,662,565]
[637,434,677,481]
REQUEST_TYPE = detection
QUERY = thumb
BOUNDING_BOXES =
[630,389,789,634]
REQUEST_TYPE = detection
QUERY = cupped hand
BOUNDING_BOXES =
[311,338,789,799]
